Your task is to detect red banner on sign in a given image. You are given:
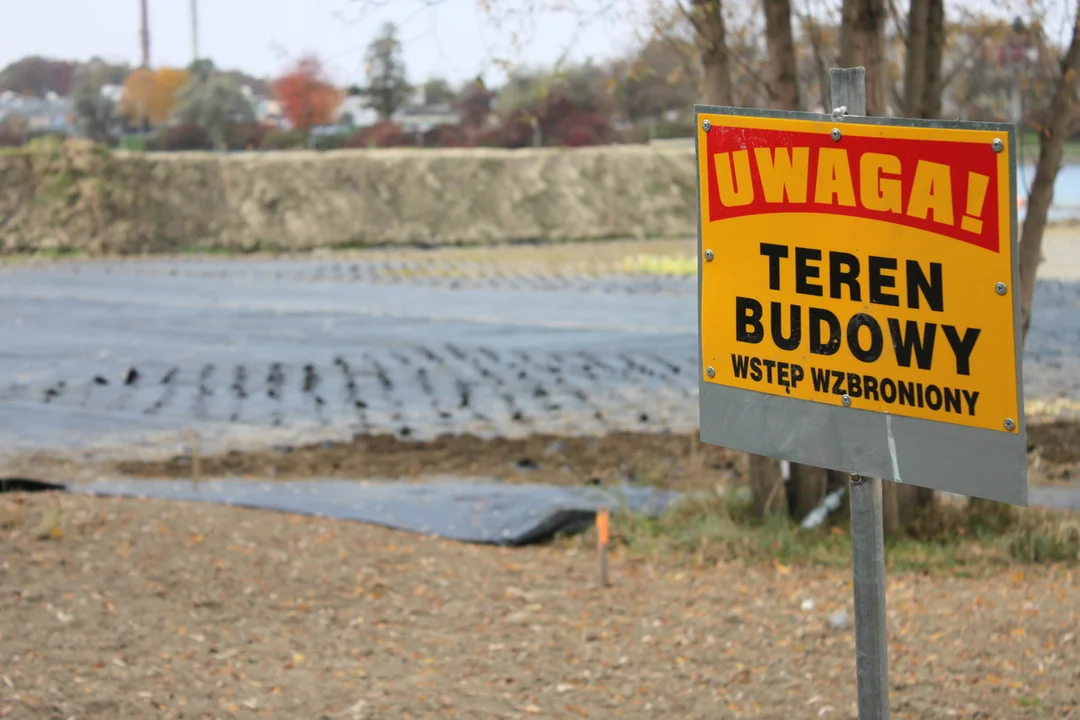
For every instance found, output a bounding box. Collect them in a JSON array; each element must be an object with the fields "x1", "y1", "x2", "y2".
[{"x1": 704, "y1": 126, "x2": 1002, "y2": 253}]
